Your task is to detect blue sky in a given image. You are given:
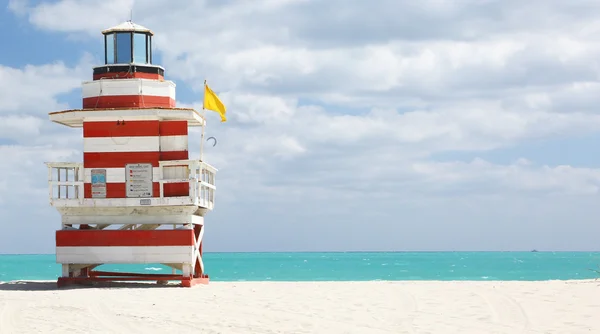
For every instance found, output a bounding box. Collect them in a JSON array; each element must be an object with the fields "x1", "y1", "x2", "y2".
[{"x1": 3, "y1": 0, "x2": 600, "y2": 254}]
